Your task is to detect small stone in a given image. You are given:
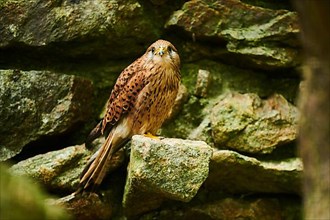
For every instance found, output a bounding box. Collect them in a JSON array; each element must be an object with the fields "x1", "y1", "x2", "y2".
[
  {"x1": 123, "y1": 135, "x2": 213, "y2": 216},
  {"x1": 188, "y1": 117, "x2": 214, "y2": 147},
  {"x1": 195, "y1": 69, "x2": 211, "y2": 98}
]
